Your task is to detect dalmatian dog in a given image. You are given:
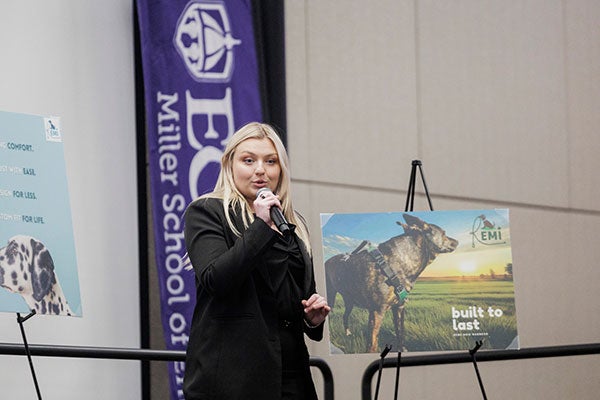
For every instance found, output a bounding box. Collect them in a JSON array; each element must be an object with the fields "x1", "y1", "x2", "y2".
[{"x1": 0, "y1": 235, "x2": 73, "y2": 316}]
